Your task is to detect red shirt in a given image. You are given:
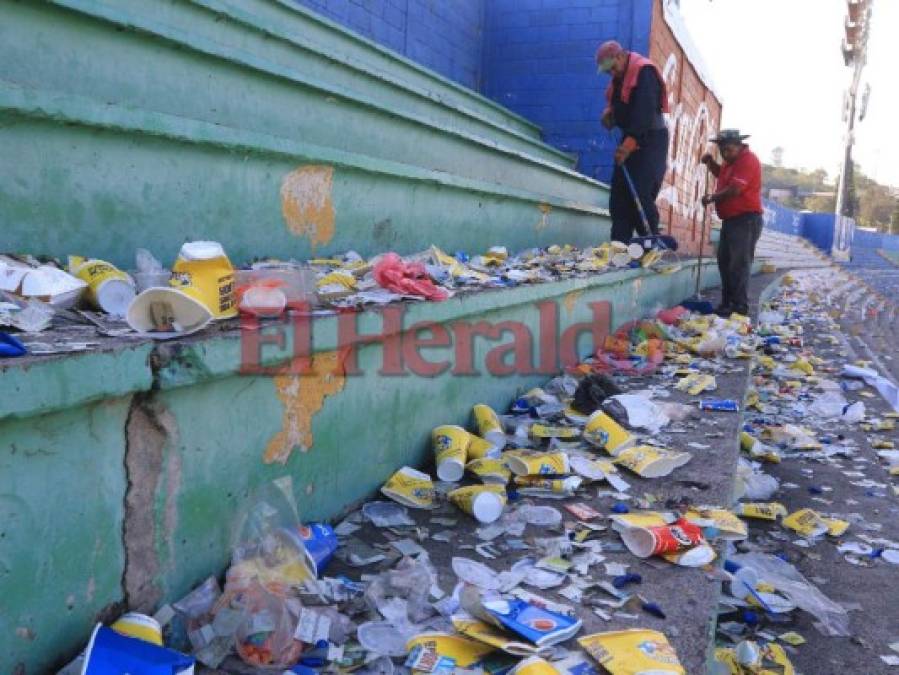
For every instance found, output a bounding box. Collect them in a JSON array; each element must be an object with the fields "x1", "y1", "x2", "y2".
[{"x1": 715, "y1": 146, "x2": 763, "y2": 220}]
